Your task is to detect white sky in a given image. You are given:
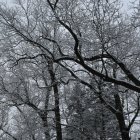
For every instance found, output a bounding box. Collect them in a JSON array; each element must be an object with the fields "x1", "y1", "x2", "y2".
[
  {"x1": 0, "y1": 0, "x2": 136, "y2": 12},
  {"x1": 0, "y1": 0, "x2": 13, "y2": 4},
  {"x1": 0, "y1": 0, "x2": 135, "y2": 6}
]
